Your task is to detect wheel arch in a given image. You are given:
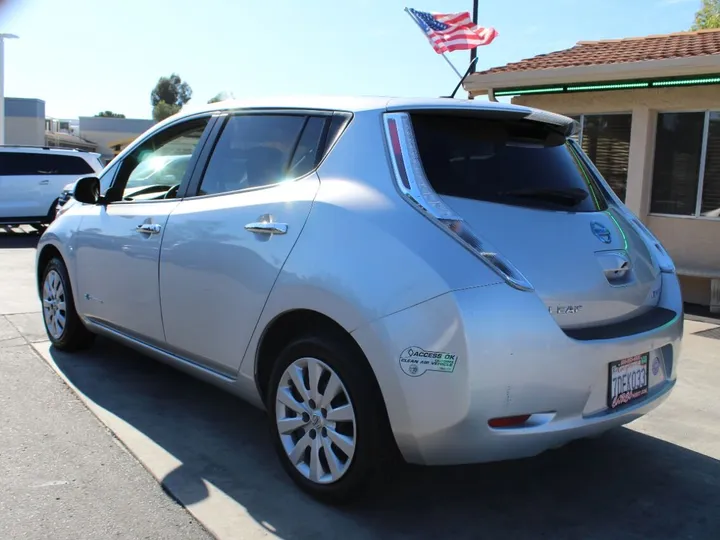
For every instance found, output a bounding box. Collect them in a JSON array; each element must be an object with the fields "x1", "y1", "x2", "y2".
[
  {"x1": 36, "y1": 243, "x2": 64, "y2": 296},
  {"x1": 253, "y1": 307, "x2": 401, "y2": 460},
  {"x1": 255, "y1": 308, "x2": 367, "y2": 404}
]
